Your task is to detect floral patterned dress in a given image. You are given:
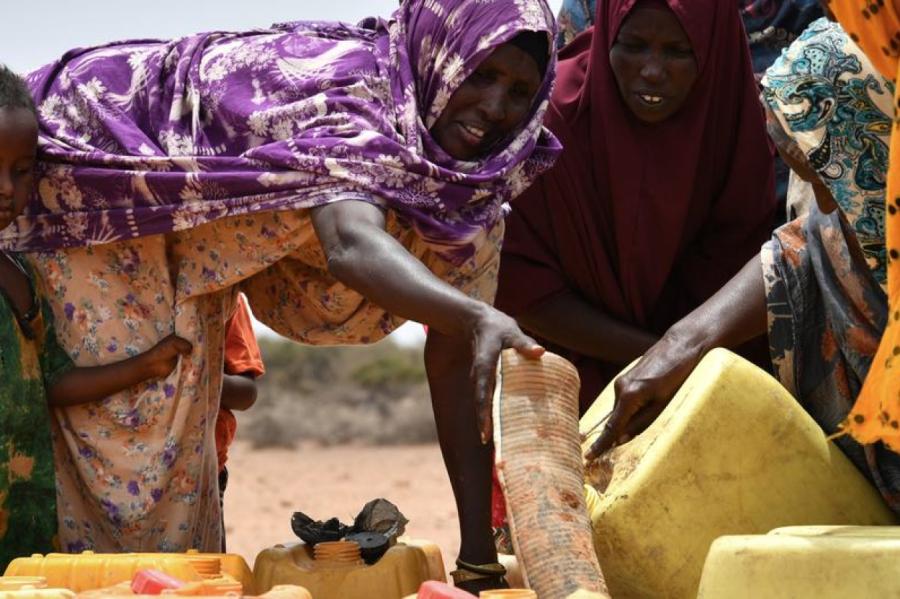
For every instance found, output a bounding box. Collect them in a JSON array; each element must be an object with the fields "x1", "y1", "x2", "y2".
[
  {"x1": 0, "y1": 253, "x2": 73, "y2": 567},
  {"x1": 32, "y1": 211, "x2": 503, "y2": 552}
]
